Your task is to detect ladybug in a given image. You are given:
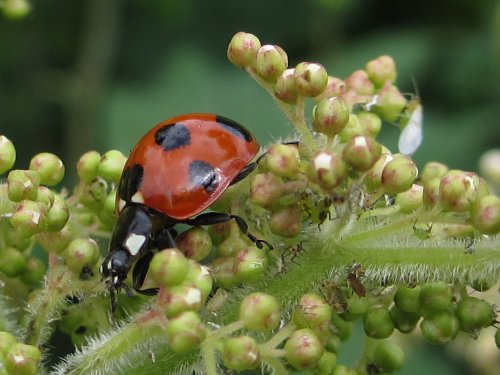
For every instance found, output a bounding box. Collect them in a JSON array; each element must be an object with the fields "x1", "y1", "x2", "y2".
[{"x1": 100, "y1": 113, "x2": 271, "y2": 310}]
